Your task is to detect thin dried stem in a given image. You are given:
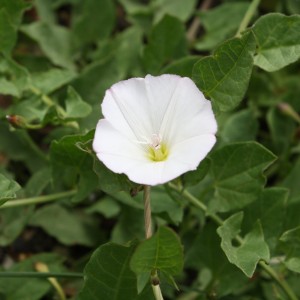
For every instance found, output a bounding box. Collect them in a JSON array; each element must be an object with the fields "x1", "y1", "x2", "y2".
[
  {"x1": 152, "y1": 283, "x2": 164, "y2": 300},
  {"x1": 143, "y1": 185, "x2": 164, "y2": 300},
  {"x1": 144, "y1": 185, "x2": 152, "y2": 239},
  {"x1": 187, "y1": 0, "x2": 214, "y2": 43}
]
